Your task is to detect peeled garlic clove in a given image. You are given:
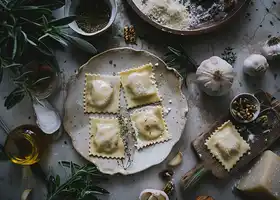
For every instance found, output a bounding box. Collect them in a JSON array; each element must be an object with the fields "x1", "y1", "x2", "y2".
[
  {"x1": 139, "y1": 189, "x2": 169, "y2": 200},
  {"x1": 168, "y1": 152, "x2": 183, "y2": 167},
  {"x1": 21, "y1": 189, "x2": 32, "y2": 200},
  {"x1": 33, "y1": 99, "x2": 61, "y2": 134}
]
